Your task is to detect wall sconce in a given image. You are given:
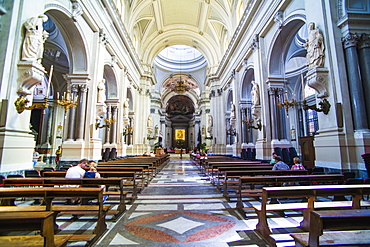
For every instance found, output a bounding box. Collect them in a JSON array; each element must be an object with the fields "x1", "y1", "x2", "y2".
[
  {"x1": 56, "y1": 90, "x2": 78, "y2": 111},
  {"x1": 123, "y1": 125, "x2": 133, "y2": 136},
  {"x1": 14, "y1": 96, "x2": 49, "y2": 114},
  {"x1": 277, "y1": 91, "x2": 297, "y2": 110},
  {"x1": 242, "y1": 118, "x2": 262, "y2": 131},
  {"x1": 14, "y1": 65, "x2": 53, "y2": 114},
  {"x1": 147, "y1": 135, "x2": 157, "y2": 140},
  {"x1": 96, "y1": 117, "x2": 116, "y2": 130},
  {"x1": 302, "y1": 99, "x2": 331, "y2": 115}
]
